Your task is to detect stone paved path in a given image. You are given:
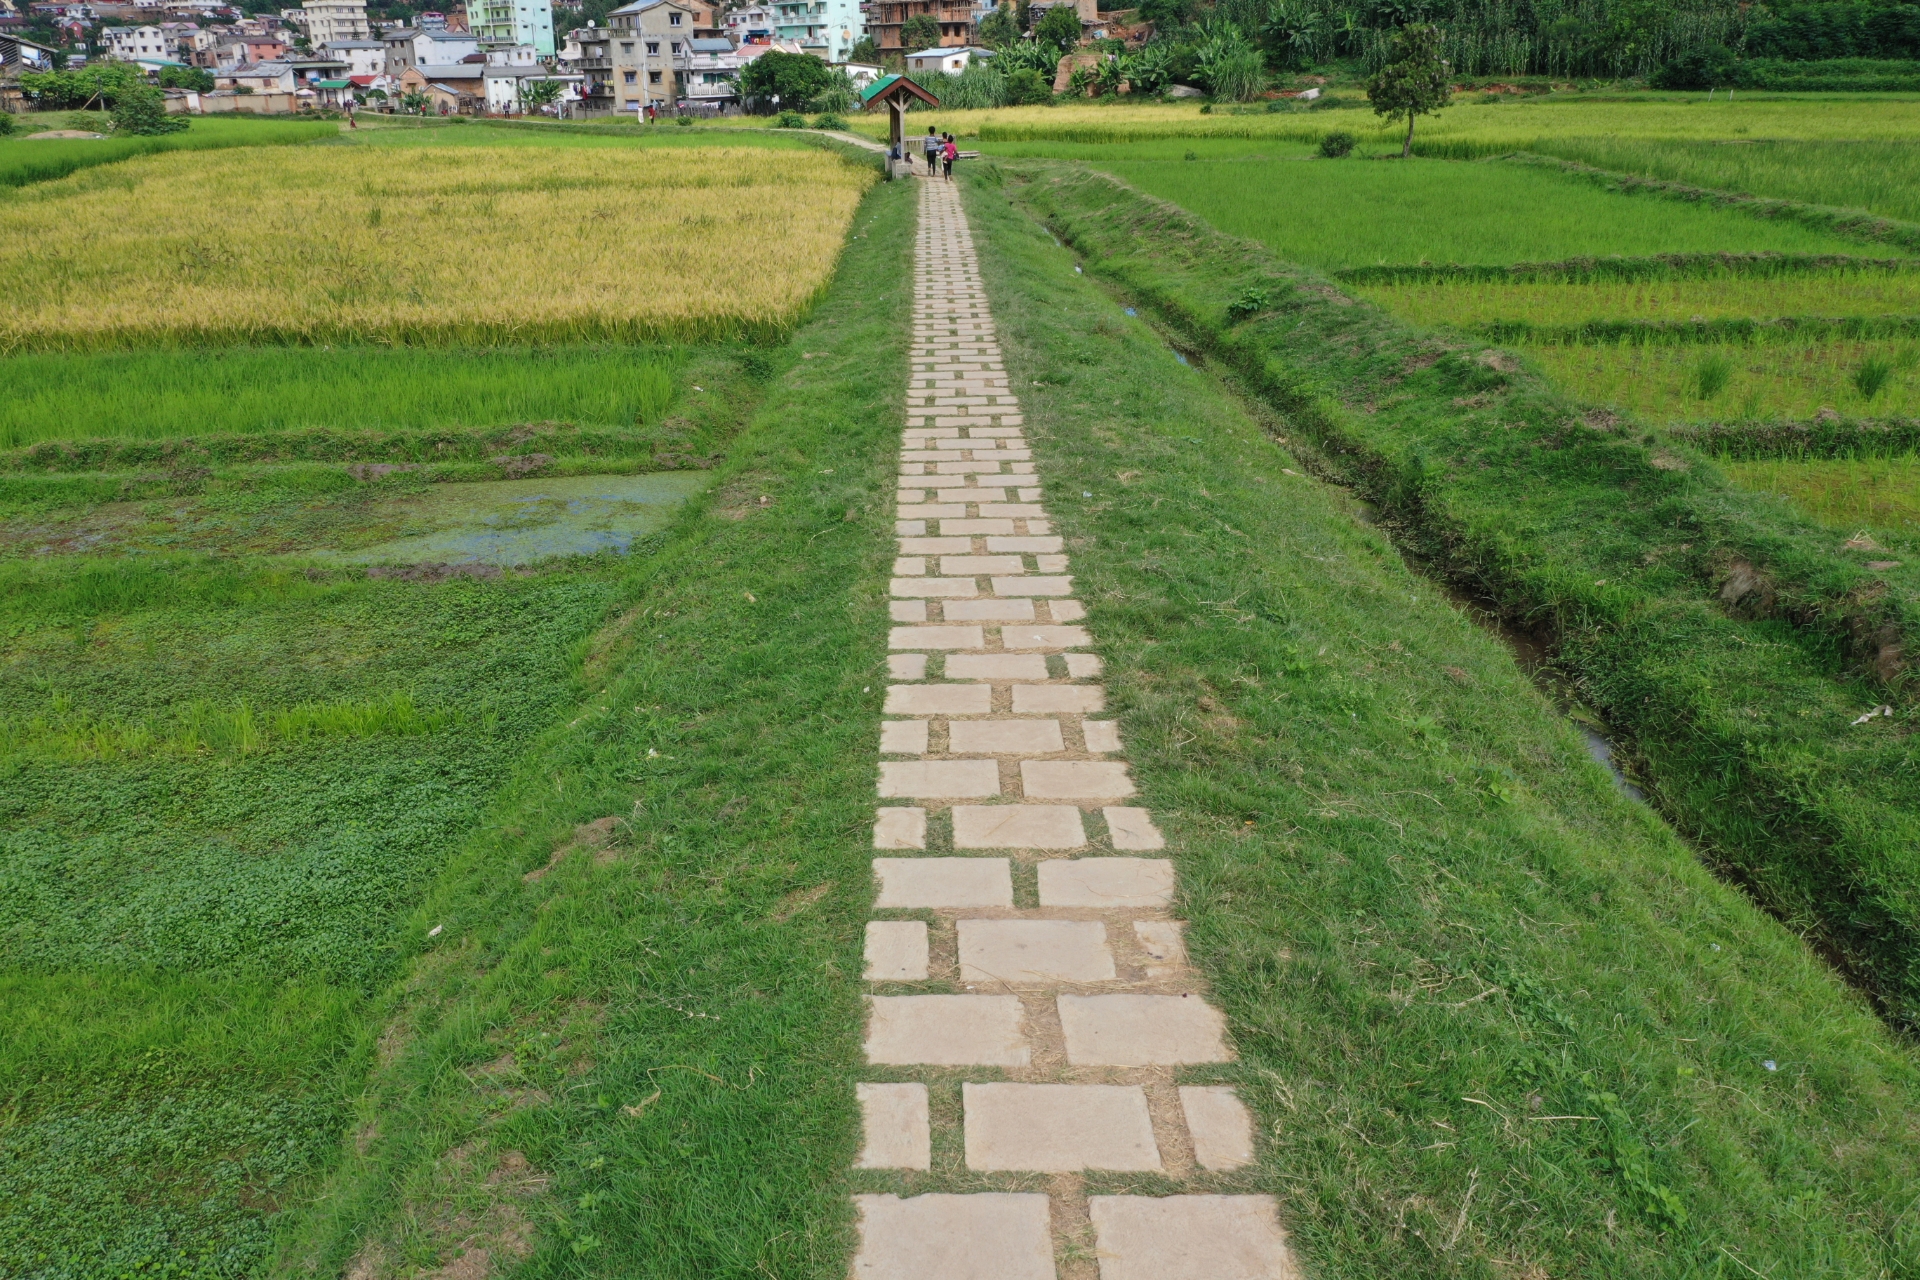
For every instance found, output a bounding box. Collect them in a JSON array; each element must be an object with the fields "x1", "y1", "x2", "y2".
[{"x1": 850, "y1": 177, "x2": 1301, "y2": 1279}]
